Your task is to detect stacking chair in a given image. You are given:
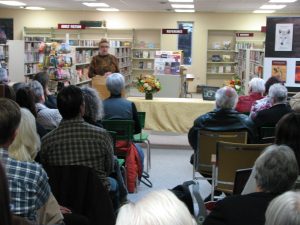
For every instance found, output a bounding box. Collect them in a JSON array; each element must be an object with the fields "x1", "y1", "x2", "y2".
[
  {"x1": 259, "y1": 126, "x2": 275, "y2": 144},
  {"x1": 193, "y1": 130, "x2": 248, "y2": 180},
  {"x1": 213, "y1": 141, "x2": 270, "y2": 198},
  {"x1": 133, "y1": 112, "x2": 151, "y2": 172}
]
